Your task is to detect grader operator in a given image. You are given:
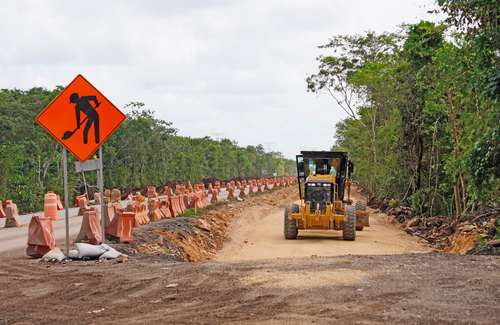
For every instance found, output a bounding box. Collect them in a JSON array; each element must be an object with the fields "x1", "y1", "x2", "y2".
[{"x1": 284, "y1": 151, "x2": 369, "y2": 240}]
